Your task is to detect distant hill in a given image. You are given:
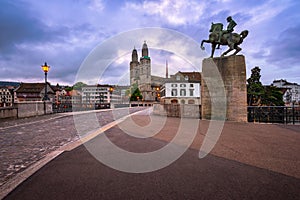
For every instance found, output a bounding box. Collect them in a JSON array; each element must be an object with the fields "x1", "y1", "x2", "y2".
[{"x1": 0, "y1": 81, "x2": 20, "y2": 88}]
